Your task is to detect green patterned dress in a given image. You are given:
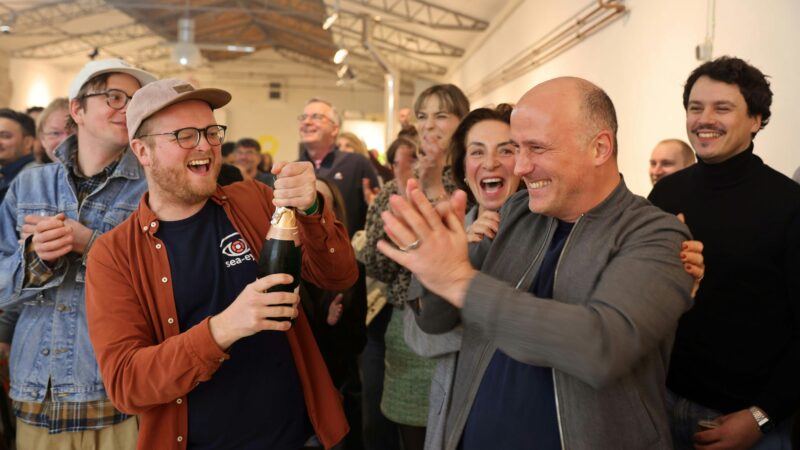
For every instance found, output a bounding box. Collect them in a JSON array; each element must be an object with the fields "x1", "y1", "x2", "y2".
[{"x1": 362, "y1": 169, "x2": 457, "y2": 426}]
